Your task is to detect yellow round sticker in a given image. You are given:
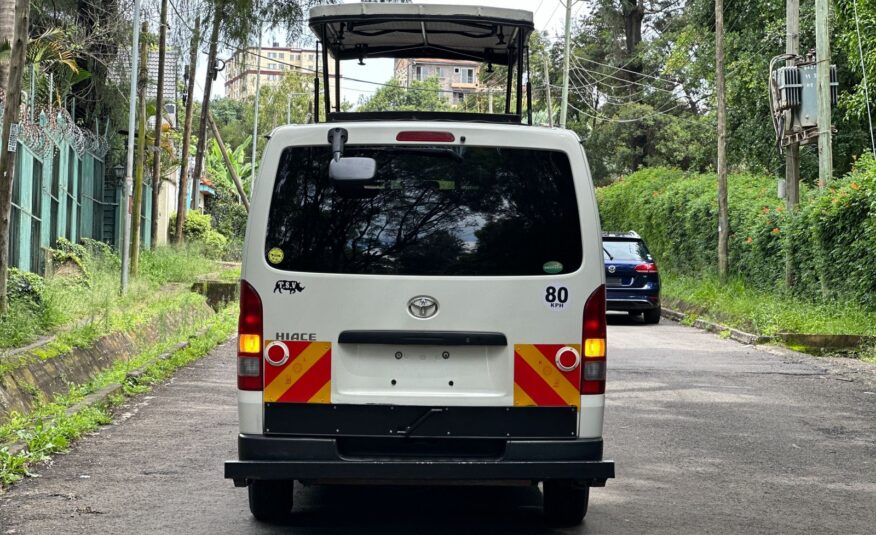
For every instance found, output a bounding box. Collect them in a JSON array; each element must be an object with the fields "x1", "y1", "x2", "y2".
[{"x1": 267, "y1": 247, "x2": 284, "y2": 265}]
